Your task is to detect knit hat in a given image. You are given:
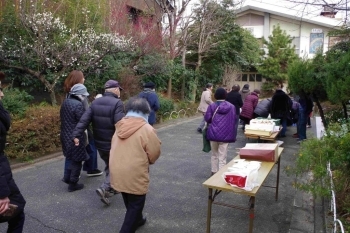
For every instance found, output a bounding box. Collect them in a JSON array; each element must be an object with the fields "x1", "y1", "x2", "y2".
[
  {"x1": 144, "y1": 82, "x2": 156, "y2": 89},
  {"x1": 70, "y1": 84, "x2": 89, "y2": 96},
  {"x1": 214, "y1": 87, "x2": 227, "y2": 100},
  {"x1": 104, "y1": 80, "x2": 124, "y2": 90},
  {"x1": 243, "y1": 84, "x2": 249, "y2": 89}
]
